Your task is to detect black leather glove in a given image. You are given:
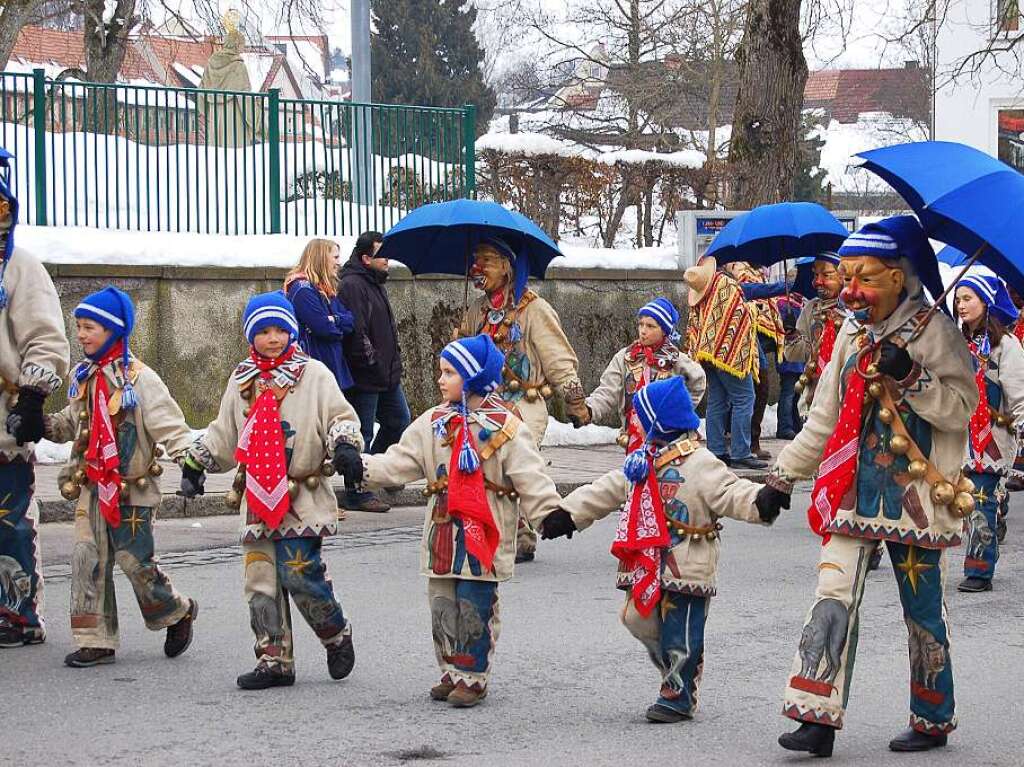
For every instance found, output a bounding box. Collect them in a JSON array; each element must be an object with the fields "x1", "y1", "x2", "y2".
[
  {"x1": 540, "y1": 509, "x2": 577, "y2": 540},
  {"x1": 755, "y1": 485, "x2": 790, "y2": 524},
  {"x1": 782, "y1": 312, "x2": 798, "y2": 334},
  {"x1": 6, "y1": 387, "x2": 47, "y2": 446},
  {"x1": 179, "y1": 461, "x2": 206, "y2": 498},
  {"x1": 333, "y1": 442, "x2": 364, "y2": 486},
  {"x1": 877, "y1": 341, "x2": 914, "y2": 381}
]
